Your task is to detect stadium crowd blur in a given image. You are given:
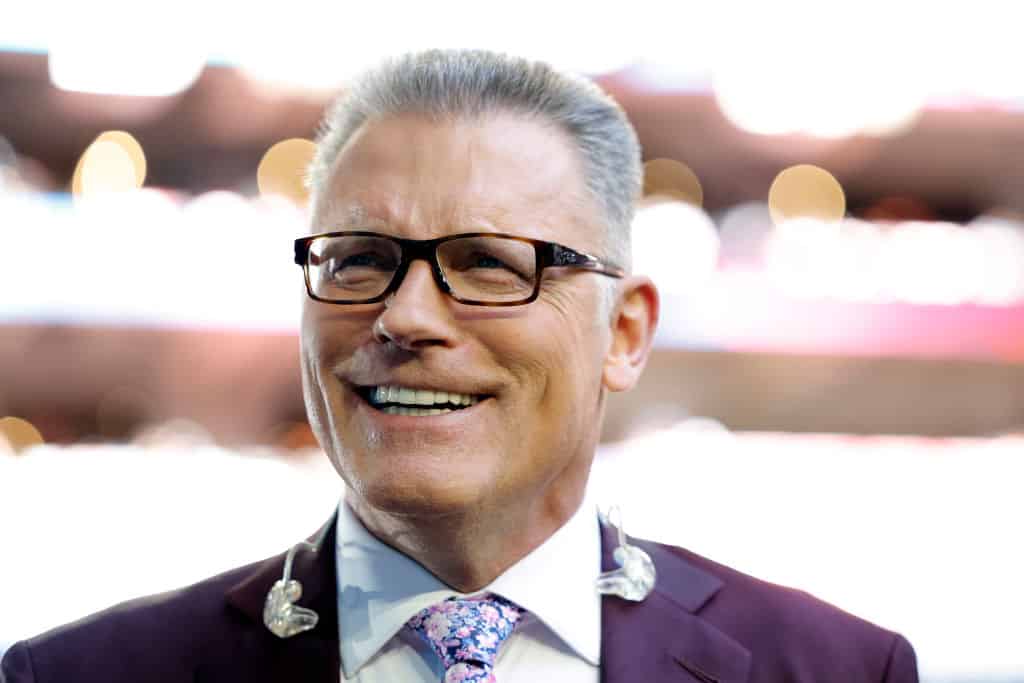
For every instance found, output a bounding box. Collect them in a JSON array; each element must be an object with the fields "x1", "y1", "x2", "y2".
[{"x1": 1, "y1": 5, "x2": 1022, "y2": 682}]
